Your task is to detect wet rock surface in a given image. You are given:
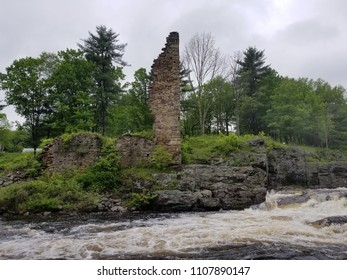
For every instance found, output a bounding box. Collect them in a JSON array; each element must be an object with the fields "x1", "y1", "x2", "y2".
[
  {"x1": 147, "y1": 142, "x2": 347, "y2": 212},
  {"x1": 310, "y1": 216, "x2": 347, "y2": 228},
  {"x1": 72, "y1": 242, "x2": 347, "y2": 260},
  {"x1": 152, "y1": 164, "x2": 267, "y2": 211},
  {"x1": 191, "y1": 242, "x2": 347, "y2": 260},
  {"x1": 268, "y1": 148, "x2": 347, "y2": 189}
]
